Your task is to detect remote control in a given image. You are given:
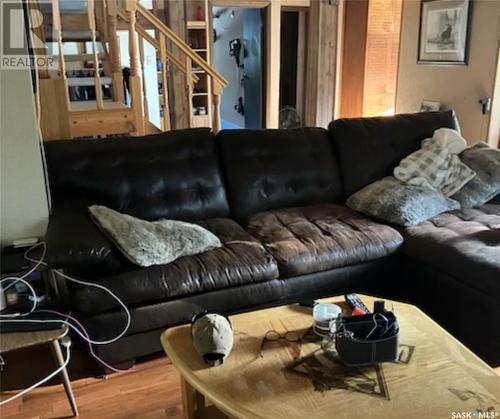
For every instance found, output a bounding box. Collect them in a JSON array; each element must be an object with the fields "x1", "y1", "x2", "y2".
[
  {"x1": 344, "y1": 294, "x2": 370, "y2": 313},
  {"x1": 298, "y1": 299, "x2": 317, "y2": 308}
]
